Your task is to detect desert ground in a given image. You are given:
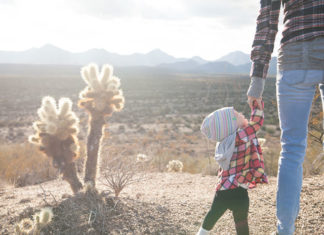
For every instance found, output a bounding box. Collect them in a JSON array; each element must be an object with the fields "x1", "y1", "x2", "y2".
[{"x1": 0, "y1": 173, "x2": 323, "y2": 234}]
